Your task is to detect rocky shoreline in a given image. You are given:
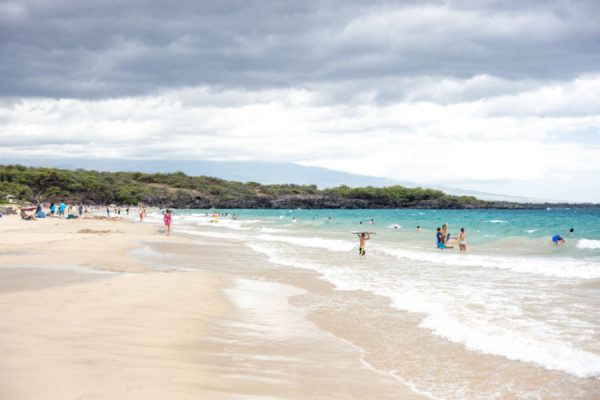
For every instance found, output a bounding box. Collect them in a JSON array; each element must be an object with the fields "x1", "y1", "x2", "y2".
[{"x1": 149, "y1": 190, "x2": 596, "y2": 210}]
